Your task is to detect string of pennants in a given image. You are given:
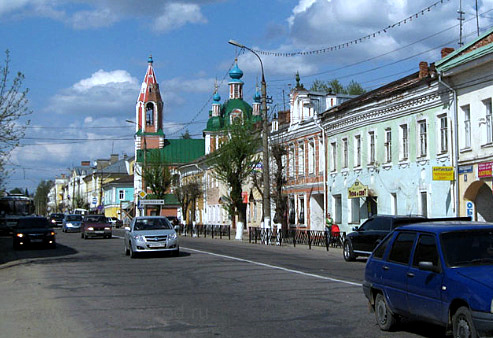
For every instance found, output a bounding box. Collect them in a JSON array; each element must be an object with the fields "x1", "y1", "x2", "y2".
[{"x1": 252, "y1": 0, "x2": 450, "y2": 57}]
